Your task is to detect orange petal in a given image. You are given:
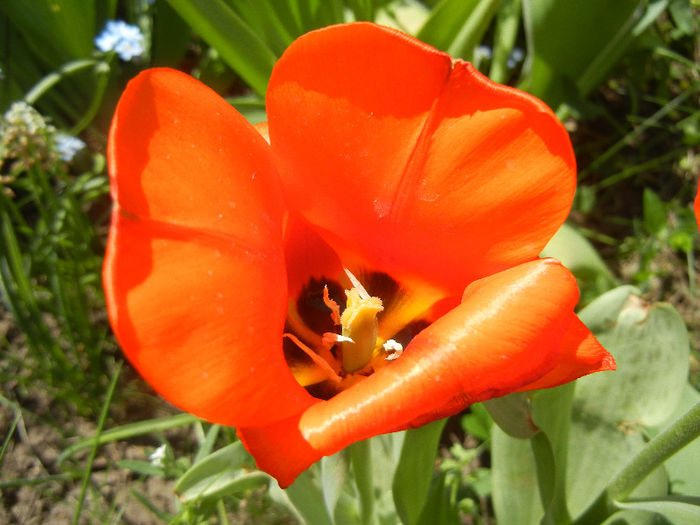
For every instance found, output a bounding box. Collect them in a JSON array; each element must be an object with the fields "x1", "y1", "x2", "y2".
[
  {"x1": 517, "y1": 314, "x2": 615, "y2": 392},
  {"x1": 104, "y1": 68, "x2": 312, "y2": 427},
  {"x1": 268, "y1": 22, "x2": 575, "y2": 295},
  {"x1": 239, "y1": 259, "x2": 611, "y2": 485}
]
